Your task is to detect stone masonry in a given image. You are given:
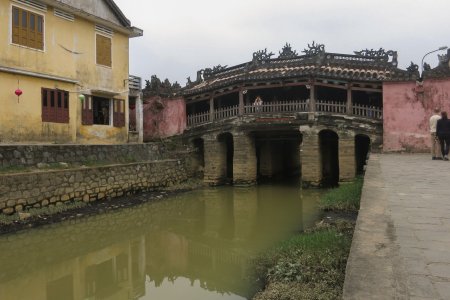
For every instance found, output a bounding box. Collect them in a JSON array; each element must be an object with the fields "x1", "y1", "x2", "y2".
[
  {"x1": 0, "y1": 143, "x2": 171, "y2": 168},
  {"x1": 0, "y1": 159, "x2": 188, "y2": 215},
  {"x1": 339, "y1": 134, "x2": 356, "y2": 182},
  {"x1": 233, "y1": 132, "x2": 257, "y2": 185}
]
